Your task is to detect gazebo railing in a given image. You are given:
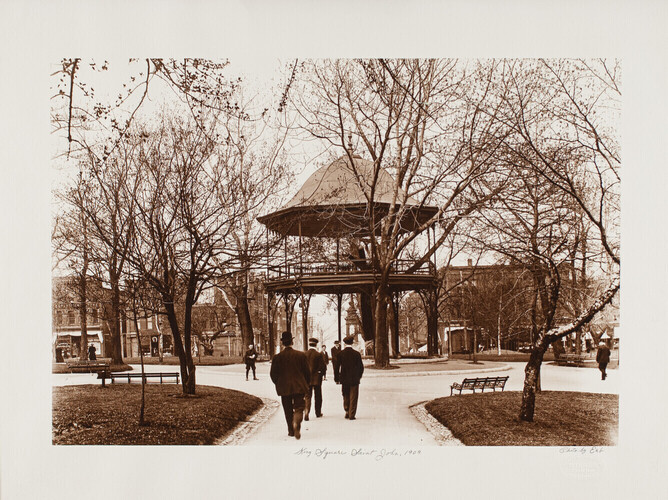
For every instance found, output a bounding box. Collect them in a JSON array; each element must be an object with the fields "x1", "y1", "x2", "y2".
[{"x1": 267, "y1": 259, "x2": 433, "y2": 279}]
